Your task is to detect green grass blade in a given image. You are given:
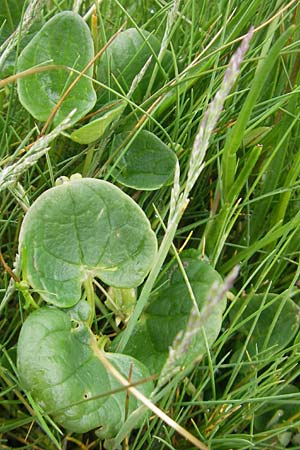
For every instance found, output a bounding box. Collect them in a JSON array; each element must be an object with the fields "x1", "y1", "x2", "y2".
[{"x1": 221, "y1": 25, "x2": 295, "y2": 198}]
